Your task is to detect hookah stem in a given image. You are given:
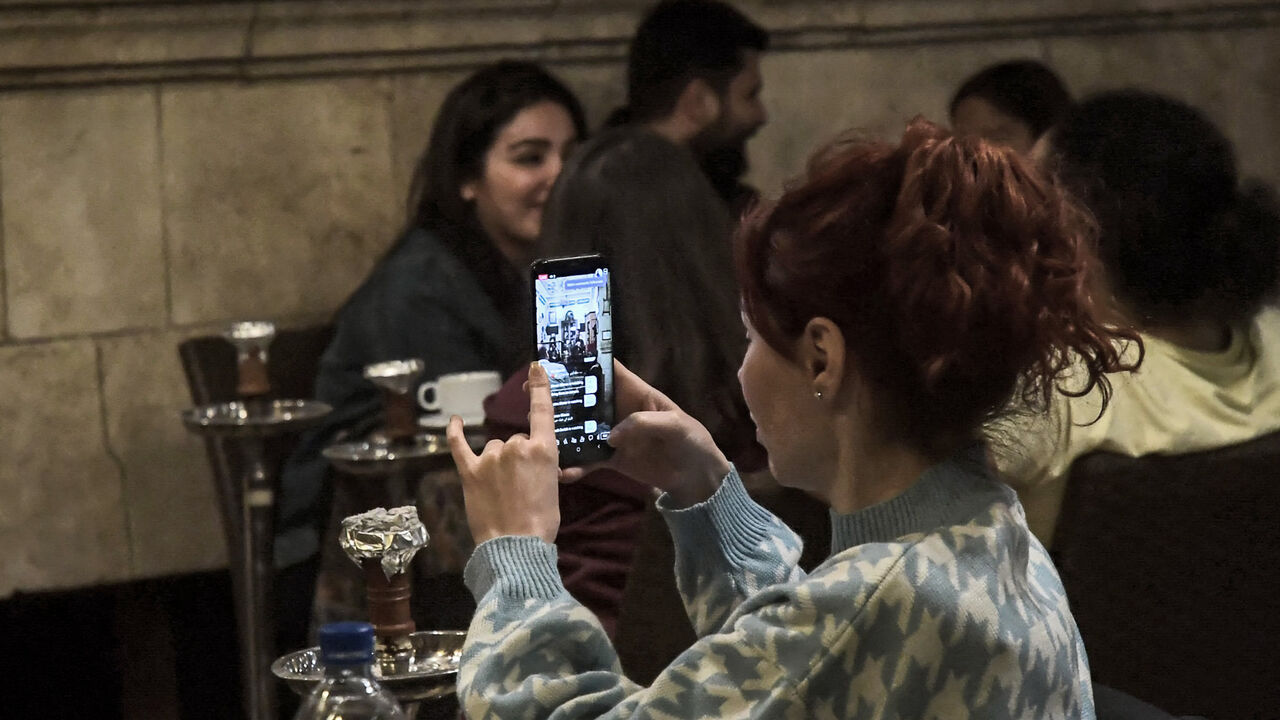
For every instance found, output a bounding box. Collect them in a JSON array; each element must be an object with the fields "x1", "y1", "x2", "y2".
[
  {"x1": 382, "y1": 388, "x2": 418, "y2": 444},
  {"x1": 237, "y1": 345, "x2": 272, "y2": 399},
  {"x1": 241, "y1": 436, "x2": 276, "y2": 720},
  {"x1": 362, "y1": 559, "x2": 415, "y2": 645}
]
